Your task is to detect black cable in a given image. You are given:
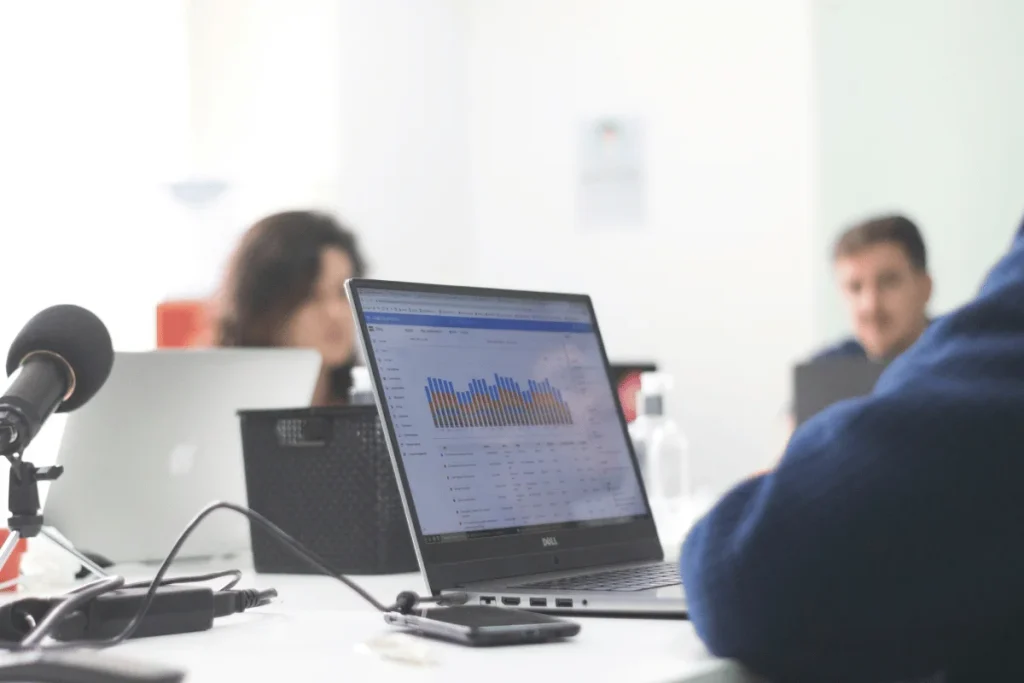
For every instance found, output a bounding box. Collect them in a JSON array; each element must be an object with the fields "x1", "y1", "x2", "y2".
[
  {"x1": 35, "y1": 501, "x2": 391, "y2": 650},
  {"x1": 19, "y1": 576, "x2": 125, "y2": 649},
  {"x1": 123, "y1": 569, "x2": 243, "y2": 592},
  {"x1": 0, "y1": 569, "x2": 251, "y2": 648},
  {"x1": 212, "y1": 588, "x2": 279, "y2": 618},
  {"x1": 21, "y1": 501, "x2": 461, "y2": 651}
]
